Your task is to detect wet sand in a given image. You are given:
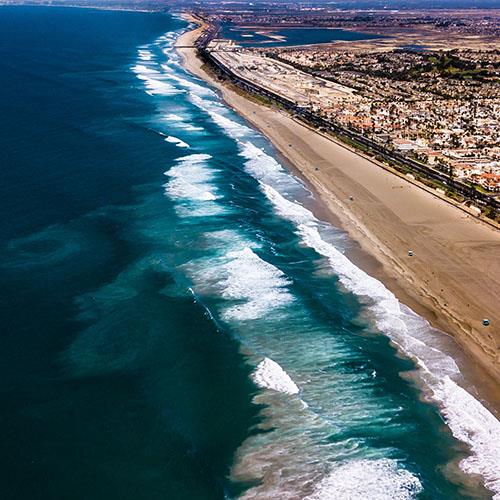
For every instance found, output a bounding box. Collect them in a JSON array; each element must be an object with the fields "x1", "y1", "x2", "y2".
[{"x1": 176, "y1": 21, "x2": 500, "y2": 412}]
